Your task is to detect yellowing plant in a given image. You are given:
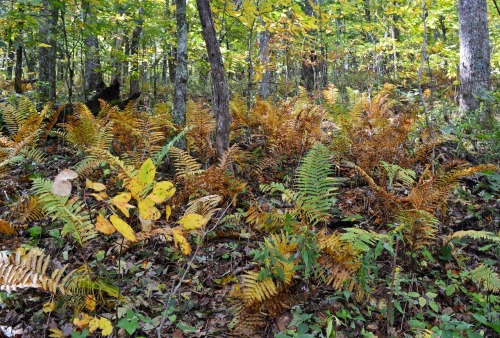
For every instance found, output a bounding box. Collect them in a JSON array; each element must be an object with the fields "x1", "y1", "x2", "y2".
[{"x1": 88, "y1": 157, "x2": 209, "y2": 255}]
